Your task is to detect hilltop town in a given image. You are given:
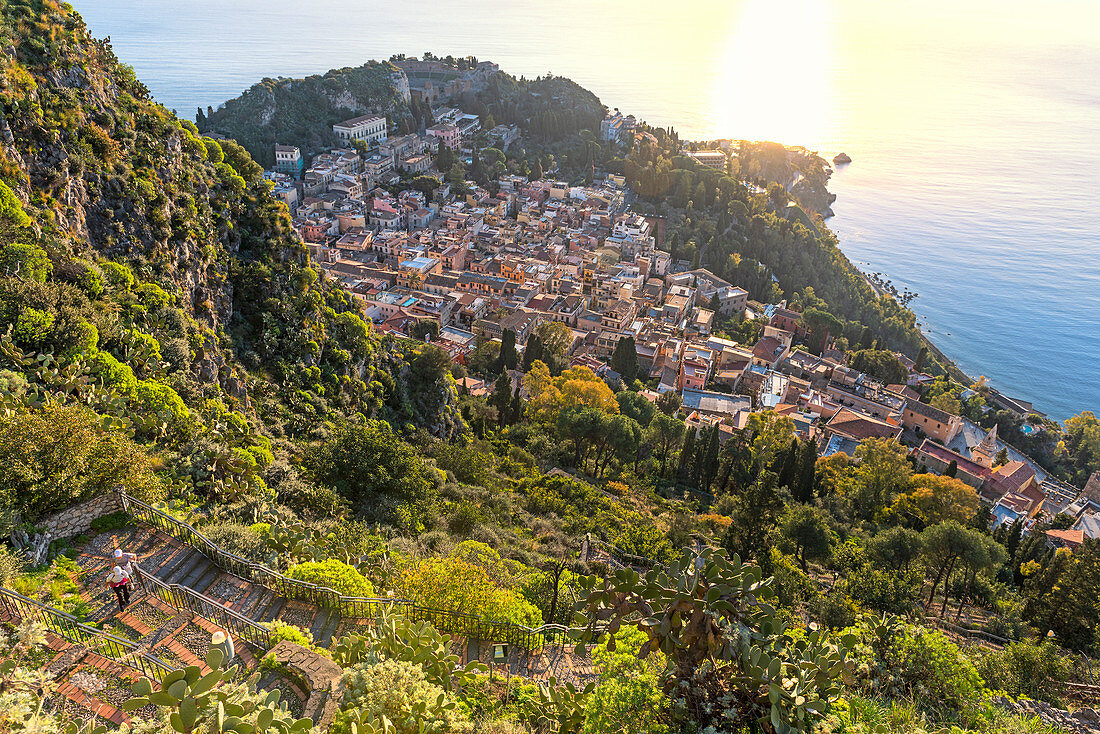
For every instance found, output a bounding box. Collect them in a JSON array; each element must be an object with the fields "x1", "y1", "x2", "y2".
[{"x1": 256, "y1": 60, "x2": 1100, "y2": 548}]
